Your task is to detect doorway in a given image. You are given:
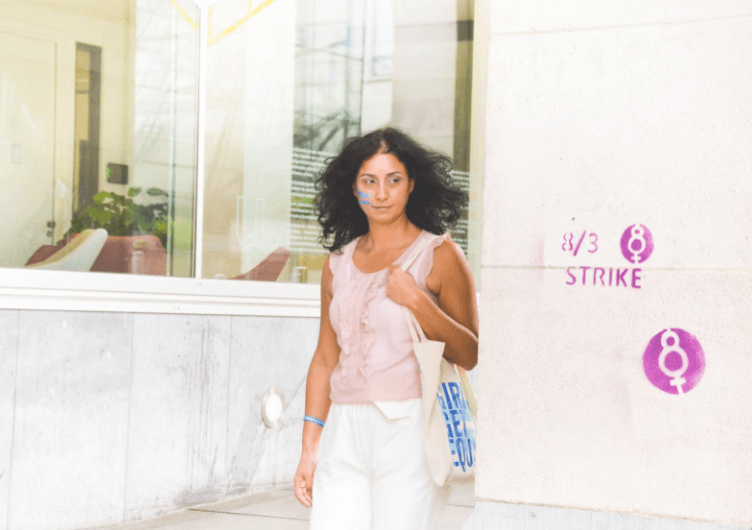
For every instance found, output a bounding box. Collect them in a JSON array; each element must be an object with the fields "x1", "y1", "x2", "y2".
[{"x1": 0, "y1": 30, "x2": 56, "y2": 267}]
